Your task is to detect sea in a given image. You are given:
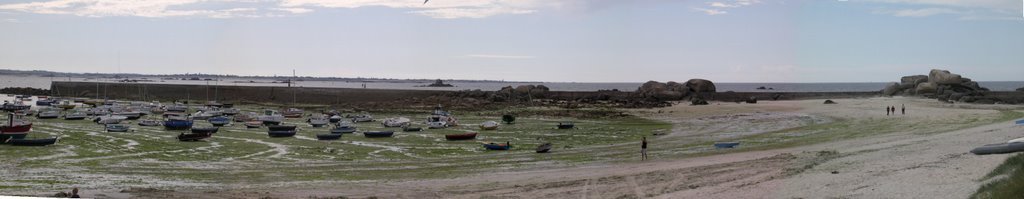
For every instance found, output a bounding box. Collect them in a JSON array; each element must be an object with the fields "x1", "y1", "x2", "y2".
[{"x1": 1, "y1": 75, "x2": 1022, "y2": 93}]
